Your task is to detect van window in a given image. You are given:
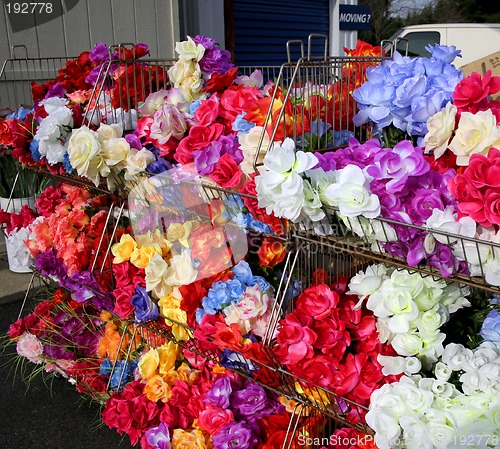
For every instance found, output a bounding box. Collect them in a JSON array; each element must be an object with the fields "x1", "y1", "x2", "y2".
[{"x1": 395, "y1": 31, "x2": 441, "y2": 57}]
